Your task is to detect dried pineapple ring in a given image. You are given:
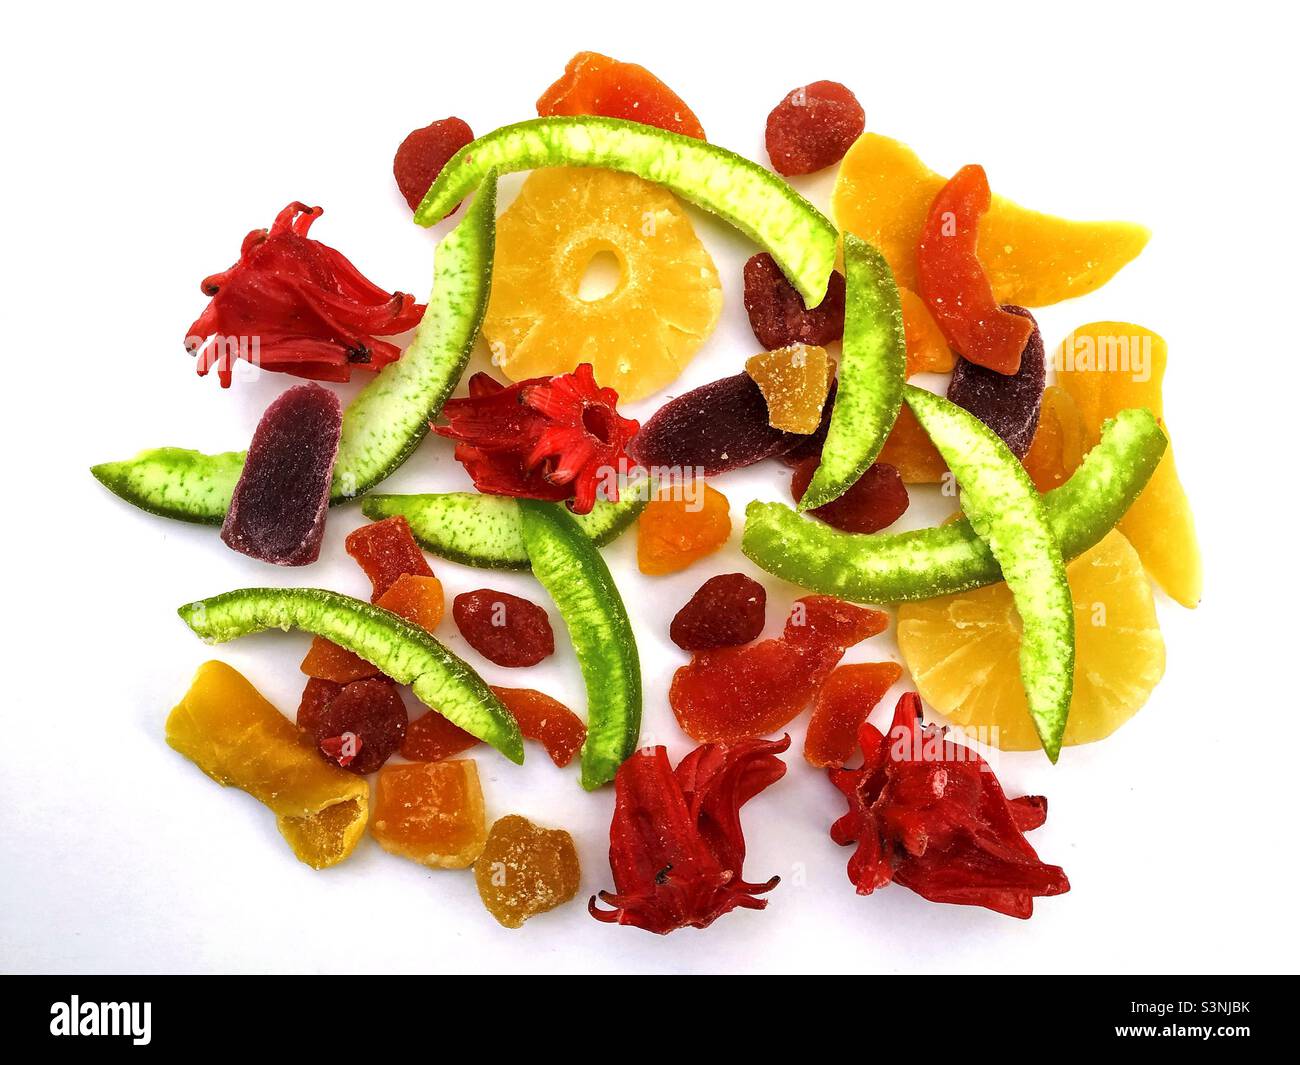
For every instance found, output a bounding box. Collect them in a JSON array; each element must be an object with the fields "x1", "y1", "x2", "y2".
[{"x1": 483, "y1": 167, "x2": 721, "y2": 402}]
